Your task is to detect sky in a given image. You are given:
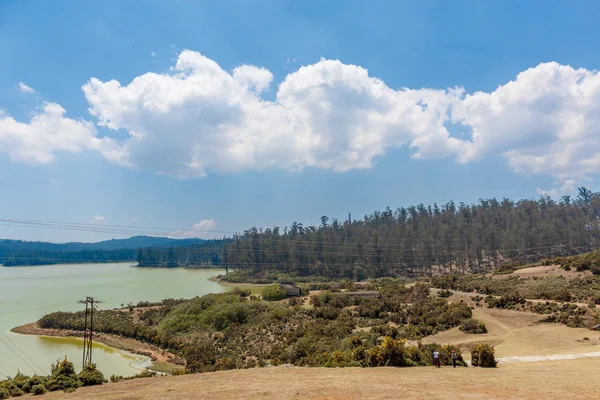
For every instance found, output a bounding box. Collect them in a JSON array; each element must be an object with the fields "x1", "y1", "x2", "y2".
[{"x1": 1, "y1": 0, "x2": 600, "y2": 242}]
